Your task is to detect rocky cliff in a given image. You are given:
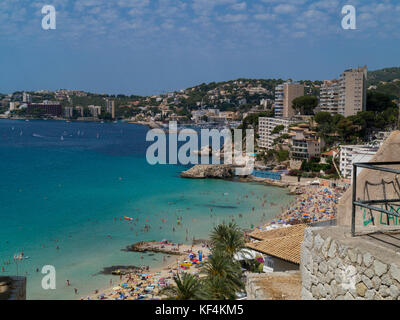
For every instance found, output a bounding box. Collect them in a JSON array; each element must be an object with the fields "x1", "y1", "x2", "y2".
[{"x1": 180, "y1": 164, "x2": 235, "y2": 179}]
